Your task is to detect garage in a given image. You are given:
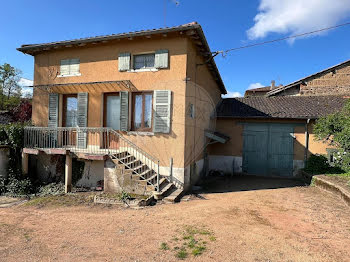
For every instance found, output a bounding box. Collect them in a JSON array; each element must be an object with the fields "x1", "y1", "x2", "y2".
[{"x1": 242, "y1": 123, "x2": 294, "y2": 177}]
